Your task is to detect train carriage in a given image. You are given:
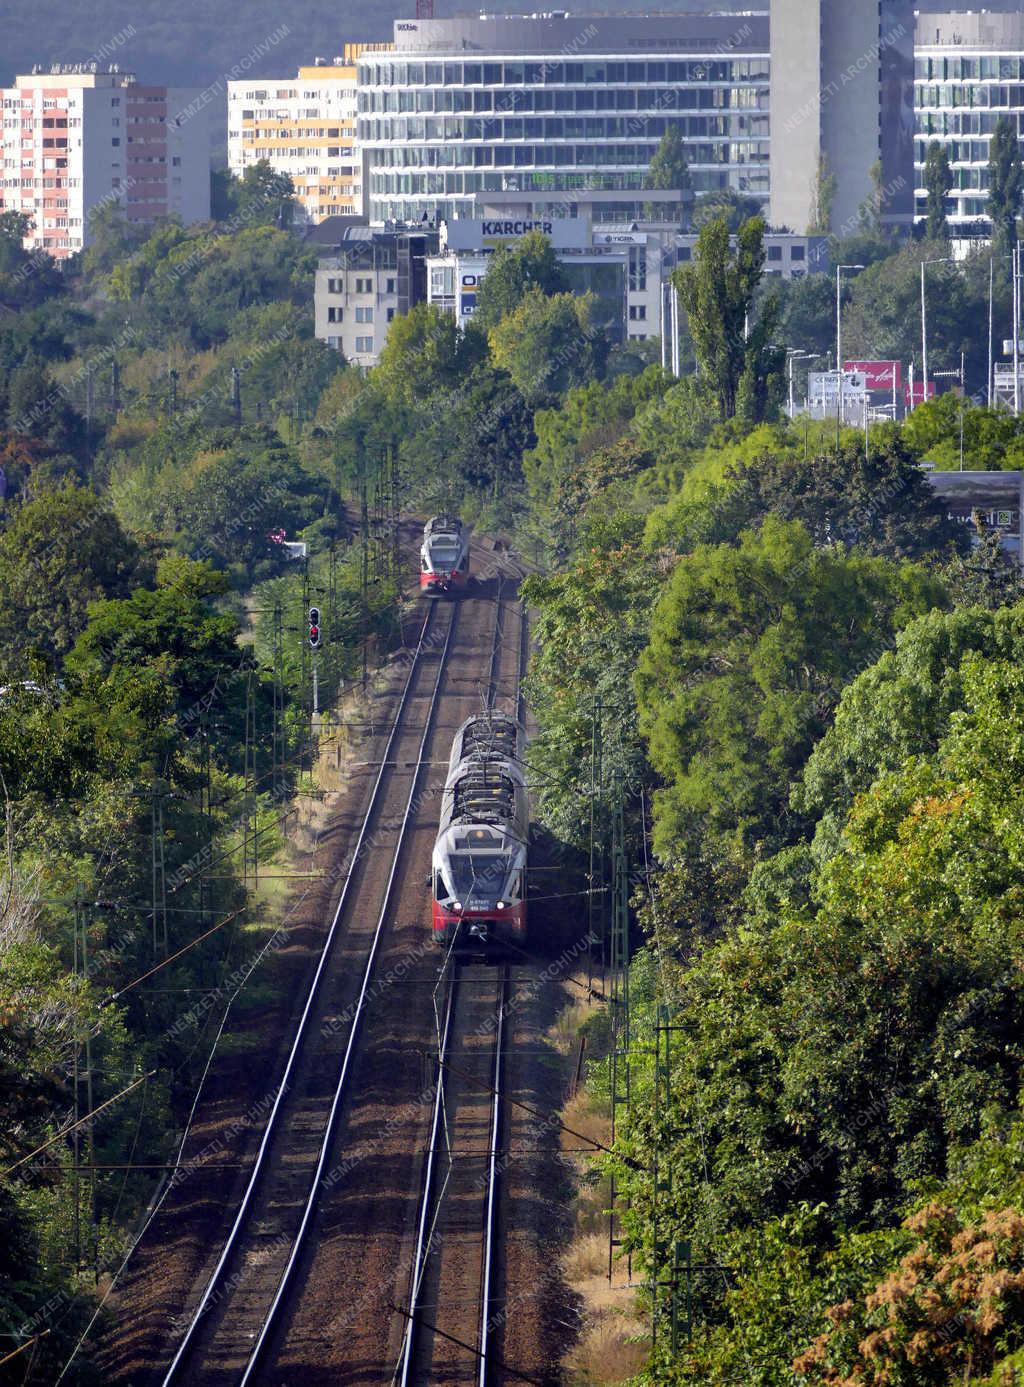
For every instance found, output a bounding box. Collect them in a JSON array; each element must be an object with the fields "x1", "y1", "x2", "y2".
[
  {"x1": 420, "y1": 514, "x2": 470, "y2": 594},
  {"x1": 431, "y1": 715, "x2": 528, "y2": 947}
]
